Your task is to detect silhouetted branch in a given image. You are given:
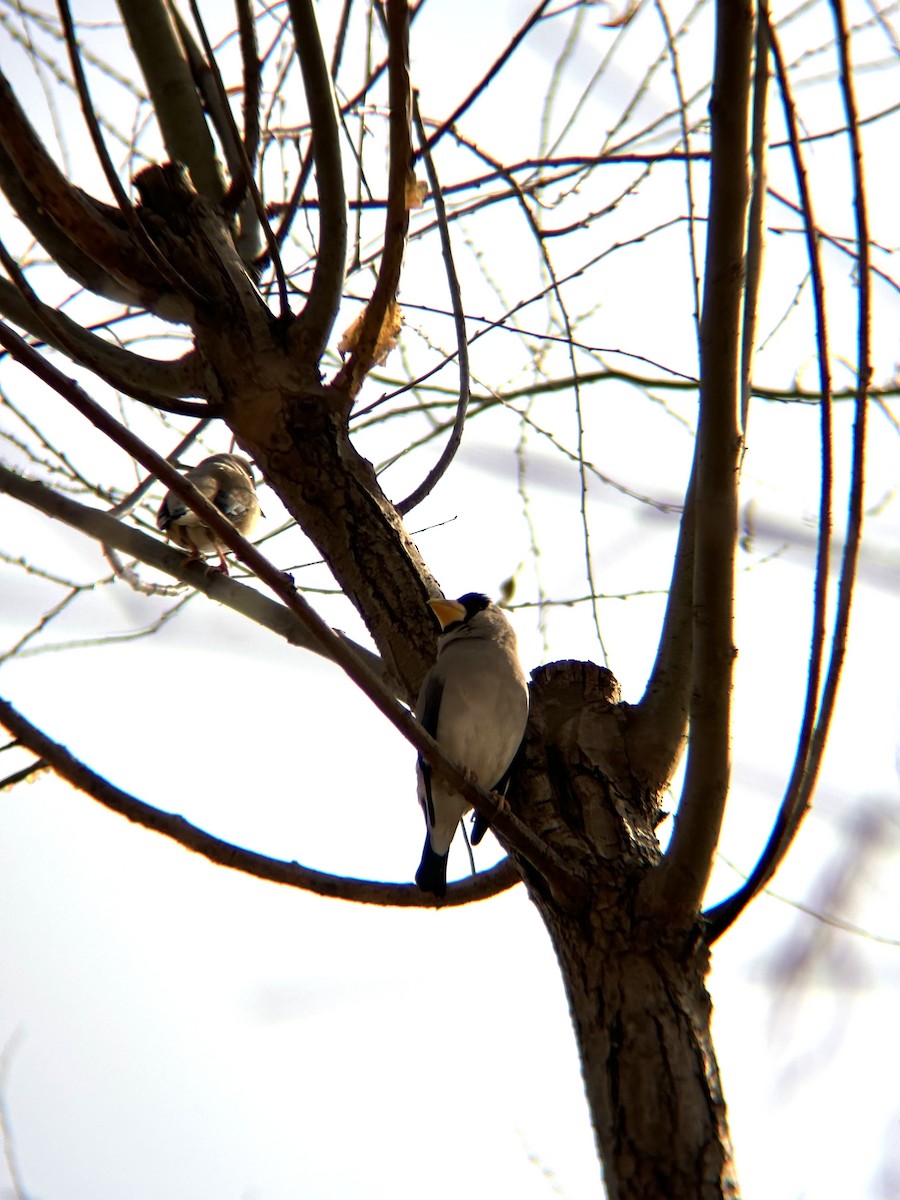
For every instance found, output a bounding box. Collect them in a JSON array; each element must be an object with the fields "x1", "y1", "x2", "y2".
[
  {"x1": 0, "y1": 68, "x2": 176, "y2": 311},
  {"x1": 705, "y1": 0, "x2": 872, "y2": 943},
  {"x1": 117, "y1": 0, "x2": 225, "y2": 203},
  {"x1": 183, "y1": 0, "x2": 290, "y2": 316},
  {"x1": 333, "y1": 0, "x2": 411, "y2": 397},
  {"x1": 741, "y1": 7, "x2": 770, "y2": 431},
  {"x1": 422, "y1": 1, "x2": 554, "y2": 154},
  {"x1": 704, "y1": 17, "x2": 835, "y2": 941},
  {"x1": 0, "y1": 278, "x2": 204, "y2": 401},
  {"x1": 395, "y1": 95, "x2": 470, "y2": 515},
  {"x1": 57, "y1": 0, "x2": 209, "y2": 308},
  {"x1": 645, "y1": 0, "x2": 754, "y2": 924},
  {"x1": 630, "y1": 463, "x2": 695, "y2": 790},
  {"x1": 0, "y1": 461, "x2": 388, "y2": 684},
  {"x1": 287, "y1": 0, "x2": 348, "y2": 356},
  {"x1": 0, "y1": 141, "x2": 143, "y2": 309},
  {"x1": 0, "y1": 242, "x2": 210, "y2": 417},
  {"x1": 0, "y1": 696, "x2": 520, "y2": 908}
]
